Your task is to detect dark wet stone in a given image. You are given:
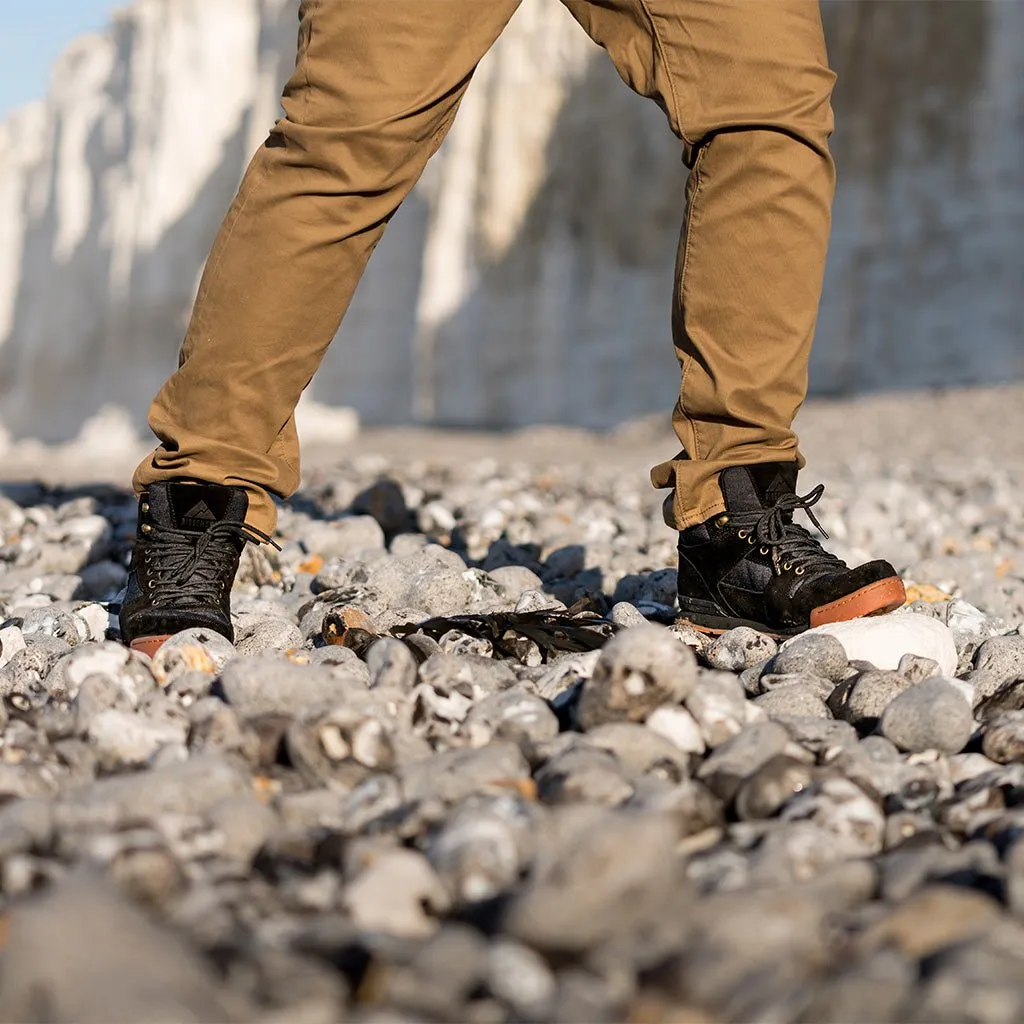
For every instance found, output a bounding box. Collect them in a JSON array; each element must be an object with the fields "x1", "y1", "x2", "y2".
[{"x1": 734, "y1": 754, "x2": 815, "y2": 821}]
